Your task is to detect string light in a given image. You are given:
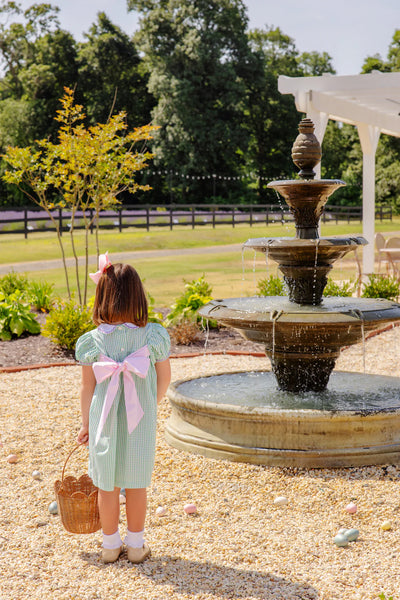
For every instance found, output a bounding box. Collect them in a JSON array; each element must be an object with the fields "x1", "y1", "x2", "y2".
[{"x1": 149, "y1": 170, "x2": 285, "y2": 181}]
